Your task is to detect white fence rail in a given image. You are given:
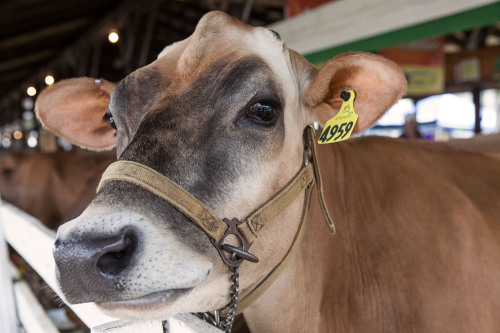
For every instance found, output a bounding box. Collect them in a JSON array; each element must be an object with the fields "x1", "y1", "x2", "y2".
[{"x1": 0, "y1": 202, "x2": 221, "y2": 333}]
